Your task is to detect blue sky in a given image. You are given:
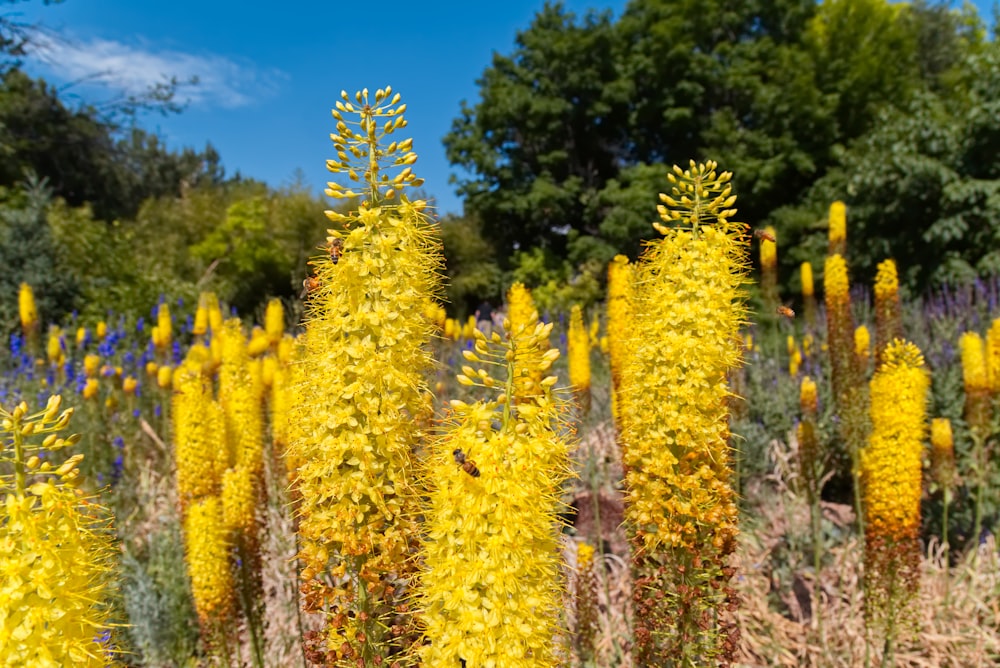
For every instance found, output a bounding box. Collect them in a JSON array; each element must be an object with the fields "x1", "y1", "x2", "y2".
[
  {"x1": 13, "y1": 1, "x2": 996, "y2": 217},
  {"x1": 14, "y1": 0, "x2": 627, "y2": 216}
]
